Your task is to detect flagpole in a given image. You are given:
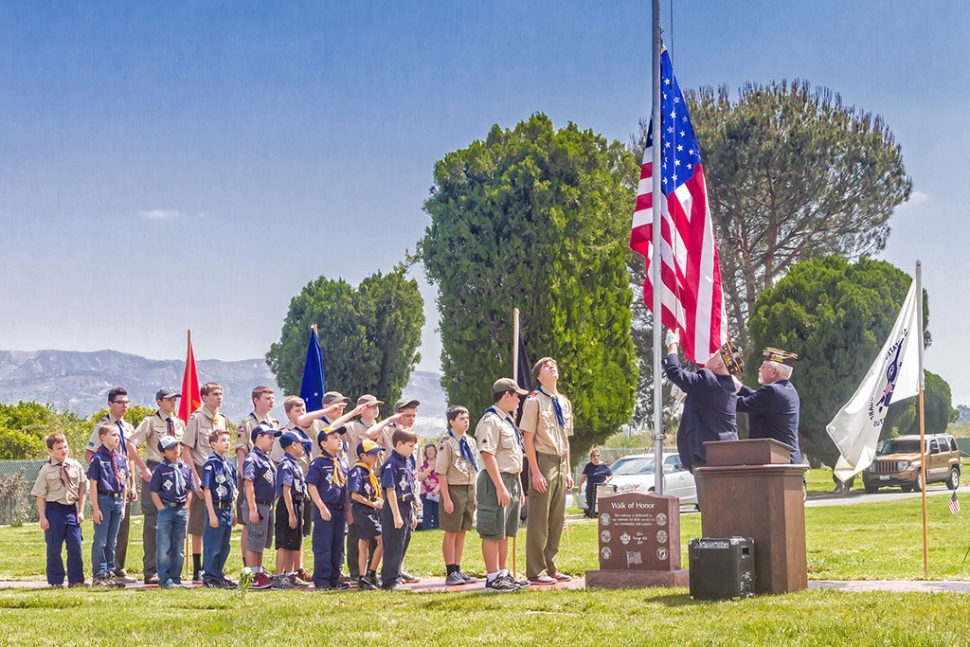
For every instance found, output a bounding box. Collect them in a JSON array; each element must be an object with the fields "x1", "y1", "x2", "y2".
[
  {"x1": 511, "y1": 307, "x2": 519, "y2": 580},
  {"x1": 916, "y1": 261, "x2": 928, "y2": 578},
  {"x1": 184, "y1": 329, "x2": 191, "y2": 583},
  {"x1": 650, "y1": 0, "x2": 664, "y2": 494}
]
